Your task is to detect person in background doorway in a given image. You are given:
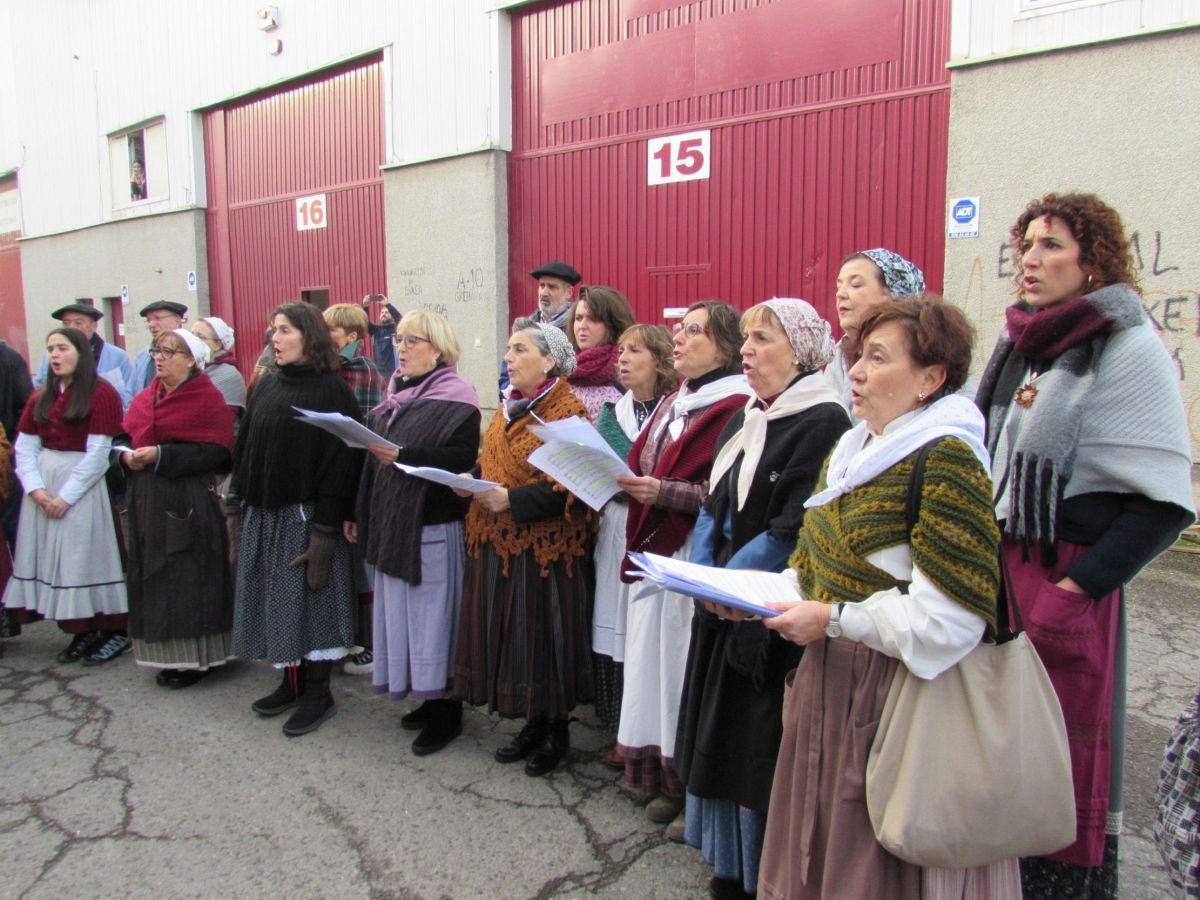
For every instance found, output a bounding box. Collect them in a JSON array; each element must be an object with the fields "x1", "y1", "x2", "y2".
[
  {"x1": 324, "y1": 303, "x2": 384, "y2": 677},
  {"x1": 4, "y1": 327, "x2": 129, "y2": 665},
  {"x1": 363, "y1": 294, "x2": 401, "y2": 381},
  {"x1": 34, "y1": 304, "x2": 135, "y2": 410},
  {"x1": 130, "y1": 301, "x2": 188, "y2": 393},
  {"x1": 498, "y1": 259, "x2": 582, "y2": 399},
  {"x1": 130, "y1": 160, "x2": 147, "y2": 201}
]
